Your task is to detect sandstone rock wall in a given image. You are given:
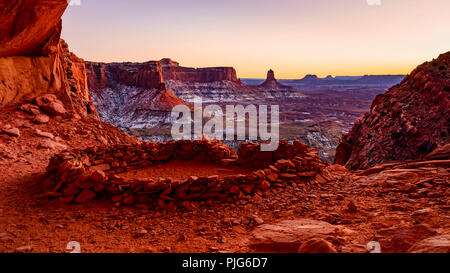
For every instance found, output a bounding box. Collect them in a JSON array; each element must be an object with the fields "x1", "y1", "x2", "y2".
[
  {"x1": 85, "y1": 61, "x2": 166, "y2": 91},
  {"x1": 43, "y1": 140, "x2": 327, "y2": 209},
  {"x1": 86, "y1": 59, "x2": 237, "y2": 89},
  {"x1": 85, "y1": 61, "x2": 188, "y2": 132},
  {"x1": 161, "y1": 58, "x2": 238, "y2": 83},
  {"x1": 162, "y1": 66, "x2": 238, "y2": 83},
  {"x1": 0, "y1": 0, "x2": 68, "y2": 57},
  {"x1": 0, "y1": 1, "x2": 98, "y2": 119},
  {"x1": 0, "y1": 40, "x2": 98, "y2": 118},
  {"x1": 335, "y1": 52, "x2": 450, "y2": 170}
]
